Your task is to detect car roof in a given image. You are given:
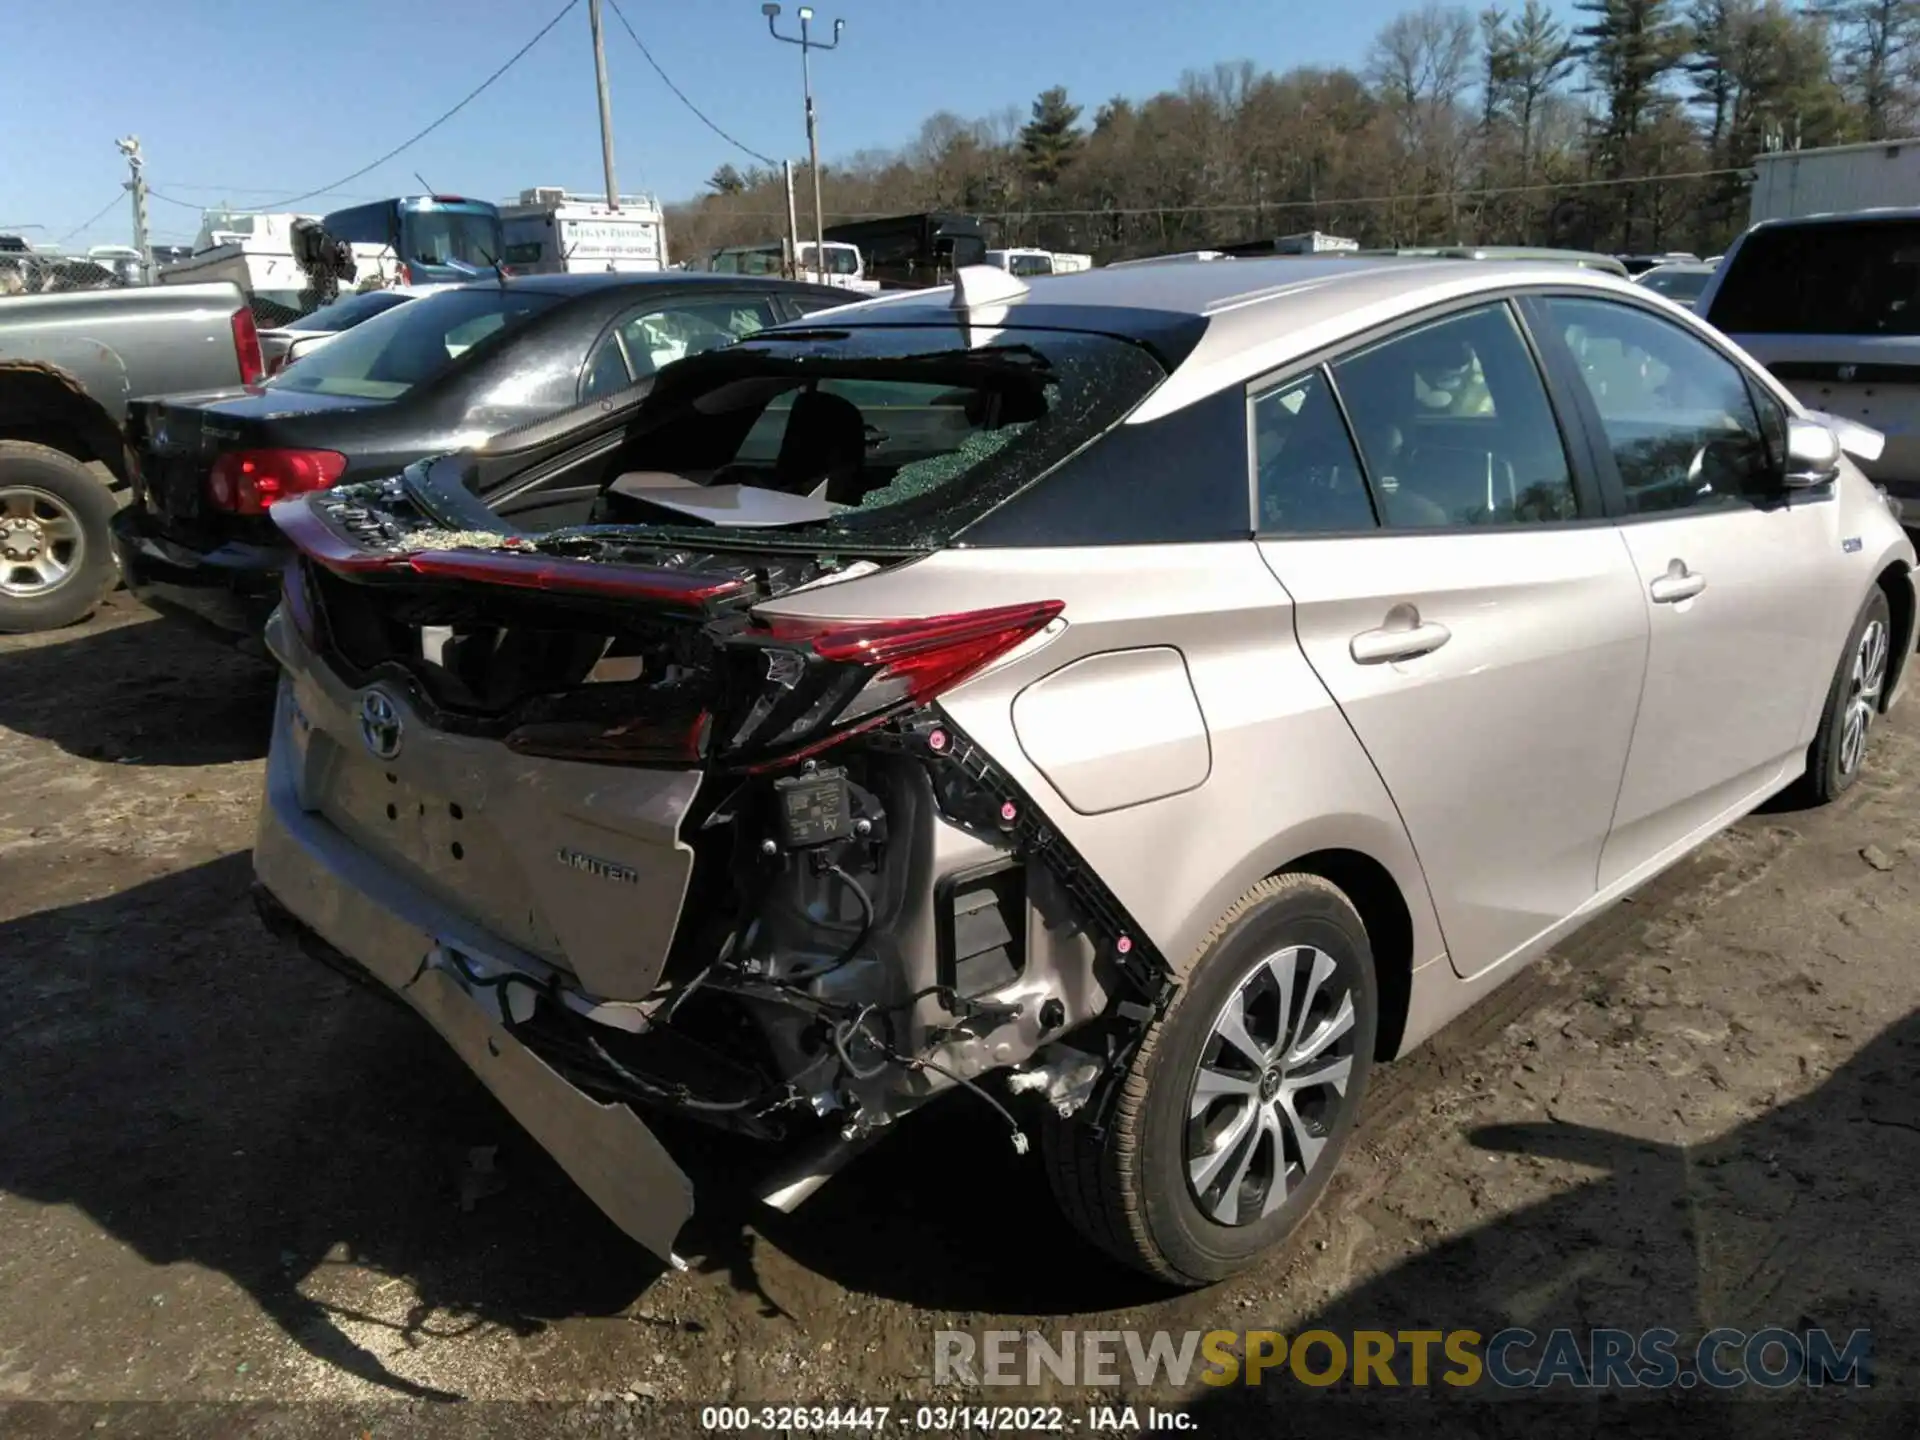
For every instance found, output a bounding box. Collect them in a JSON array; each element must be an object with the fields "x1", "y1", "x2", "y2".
[
  {"x1": 1745, "y1": 206, "x2": 1920, "y2": 231},
  {"x1": 811, "y1": 255, "x2": 1658, "y2": 422},
  {"x1": 448, "y1": 271, "x2": 838, "y2": 299}
]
